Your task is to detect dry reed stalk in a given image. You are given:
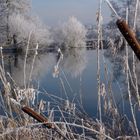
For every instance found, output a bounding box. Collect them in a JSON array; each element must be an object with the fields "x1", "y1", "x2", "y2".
[
  {"x1": 24, "y1": 31, "x2": 32, "y2": 90},
  {"x1": 97, "y1": 0, "x2": 103, "y2": 124},
  {"x1": 28, "y1": 43, "x2": 38, "y2": 89},
  {"x1": 0, "y1": 47, "x2": 5, "y2": 76},
  {"x1": 124, "y1": 7, "x2": 140, "y2": 139},
  {"x1": 132, "y1": 0, "x2": 140, "y2": 110}
]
